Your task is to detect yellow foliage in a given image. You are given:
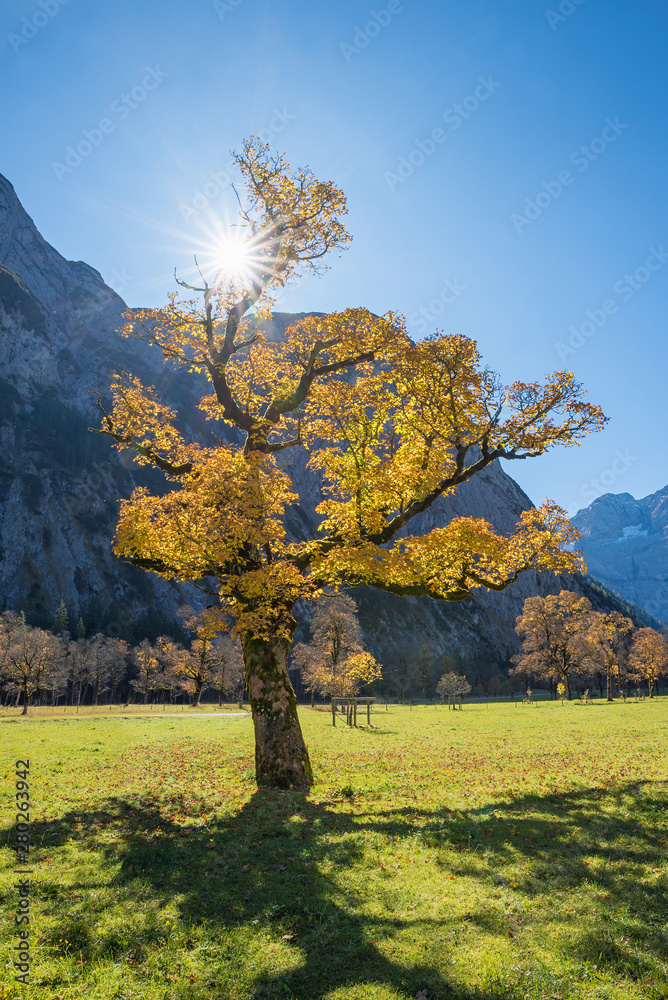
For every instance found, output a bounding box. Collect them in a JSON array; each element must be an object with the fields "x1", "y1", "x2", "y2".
[
  {"x1": 98, "y1": 138, "x2": 608, "y2": 643},
  {"x1": 628, "y1": 628, "x2": 668, "y2": 693}
]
